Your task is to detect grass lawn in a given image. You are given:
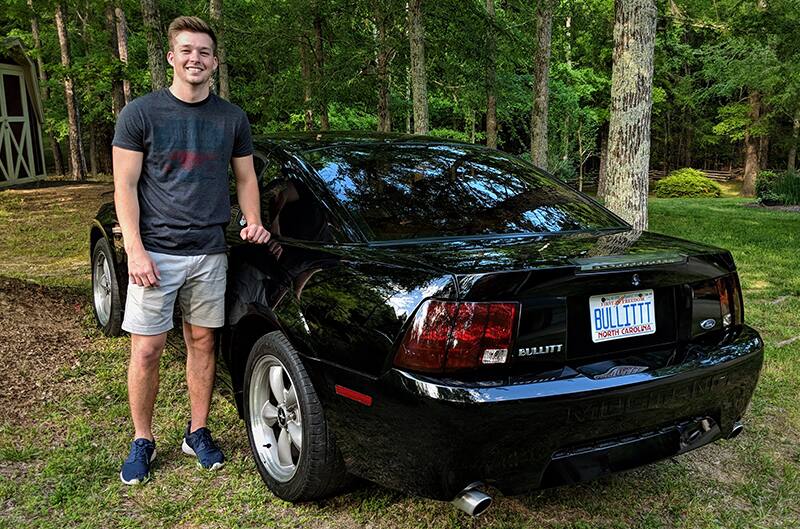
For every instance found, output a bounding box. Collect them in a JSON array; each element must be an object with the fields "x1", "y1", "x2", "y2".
[{"x1": 0, "y1": 183, "x2": 798, "y2": 528}]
